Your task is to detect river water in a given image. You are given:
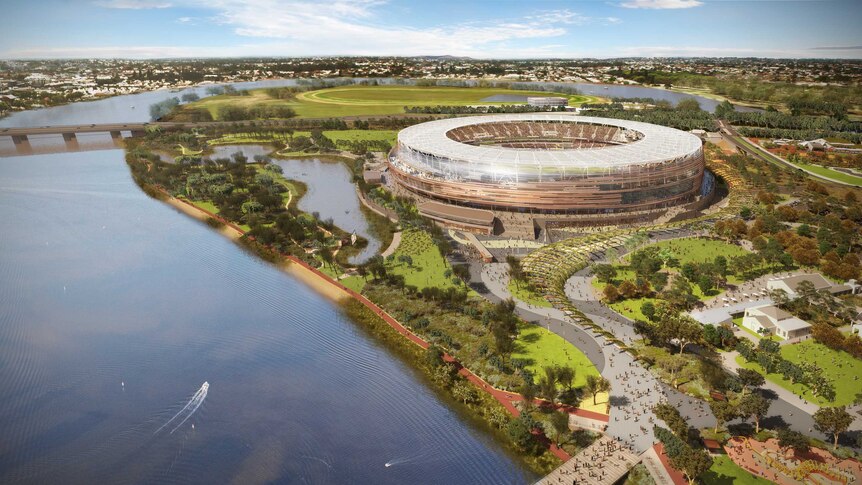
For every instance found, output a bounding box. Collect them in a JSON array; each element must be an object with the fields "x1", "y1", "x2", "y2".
[
  {"x1": 0, "y1": 77, "x2": 744, "y2": 483},
  {"x1": 0, "y1": 150, "x2": 533, "y2": 483},
  {"x1": 0, "y1": 77, "x2": 750, "y2": 129}
]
